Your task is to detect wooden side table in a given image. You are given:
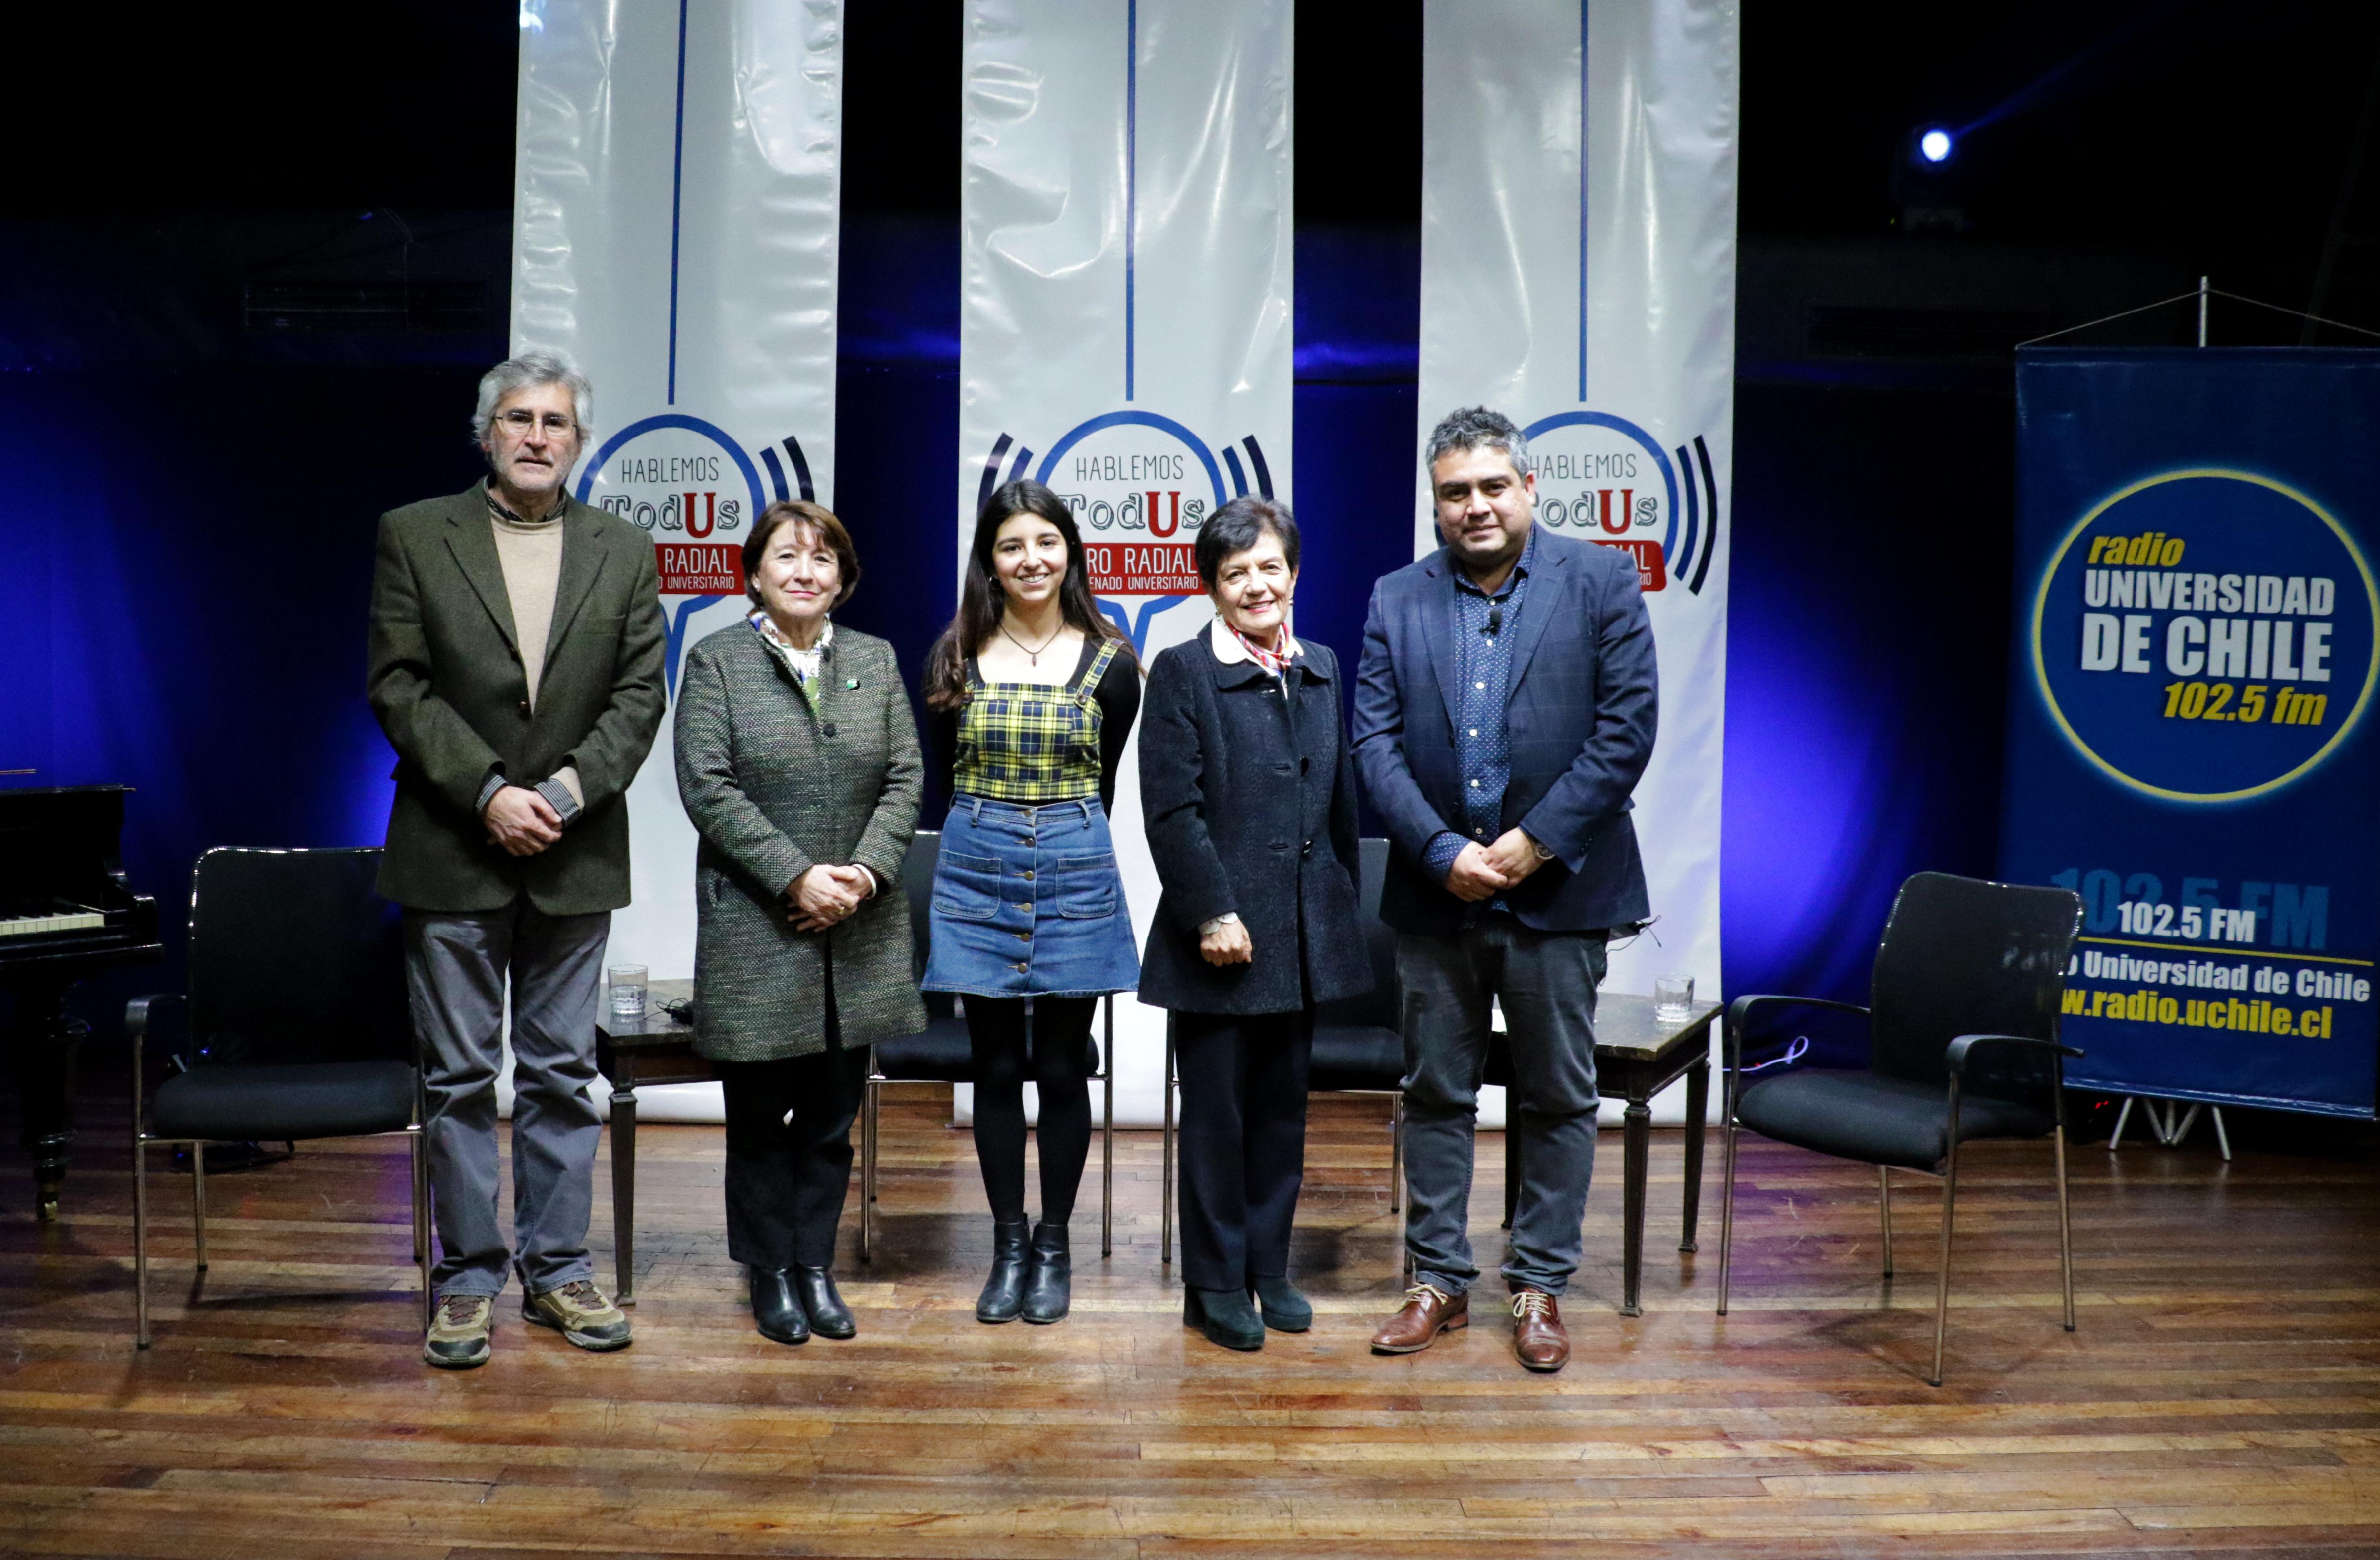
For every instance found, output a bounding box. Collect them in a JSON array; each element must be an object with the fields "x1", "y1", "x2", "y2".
[
  {"x1": 1495, "y1": 992, "x2": 1719, "y2": 1316},
  {"x1": 594, "y1": 977, "x2": 704, "y2": 1305}
]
